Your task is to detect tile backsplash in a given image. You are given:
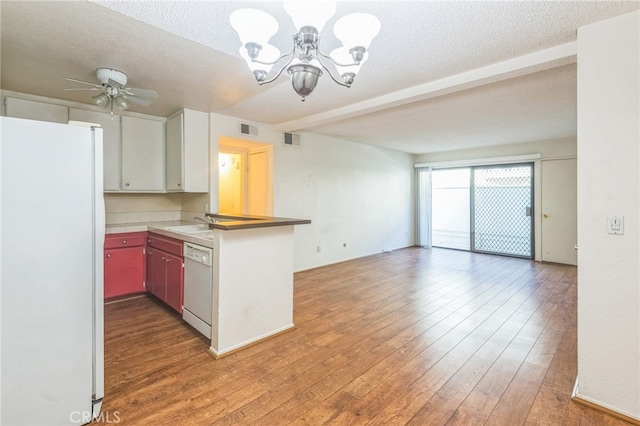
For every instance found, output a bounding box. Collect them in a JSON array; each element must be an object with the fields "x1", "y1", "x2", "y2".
[
  {"x1": 106, "y1": 210, "x2": 181, "y2": 225},
  {"x1": 104, "y1": 193, "x2": 188, "y2": 225}
]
